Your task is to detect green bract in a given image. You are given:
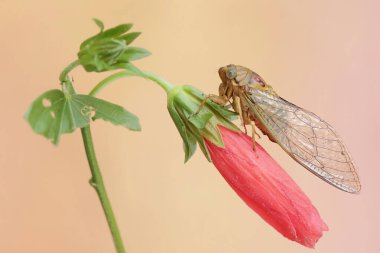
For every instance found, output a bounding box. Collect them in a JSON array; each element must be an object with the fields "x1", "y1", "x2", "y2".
[
  {"x1": 167, "y1": 85, "x2": 240, "y2": 162},
  {"x1": 78, "y1": 20, "x2": 150, "y2": 72}
]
